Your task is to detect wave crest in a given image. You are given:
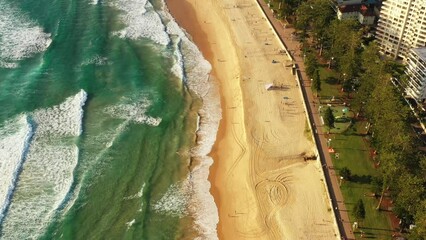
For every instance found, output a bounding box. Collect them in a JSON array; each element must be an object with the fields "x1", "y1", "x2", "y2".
[
  {"x1": 0, "y1": 90, "x2": 87, "y2": 239},
  {"x1": 151, "y1": 181, "x2": 191, "y2": 217},
  {"x1": 0, "y1": 1, "x2": 51, "y2": 68},
  {"x1": 110, "y1": 0, "x2": 170, "y2": 45},
  {"x1": 0, "y1": 115, "x2": 33, "y2": 224},
  {"x1": 104, "y1": 97, "x2": 161, "y2": 126}
]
